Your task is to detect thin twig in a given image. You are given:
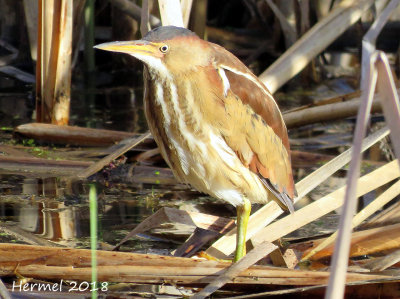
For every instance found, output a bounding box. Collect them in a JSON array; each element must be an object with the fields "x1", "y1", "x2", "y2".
[
  {"x1": 360, "y1": 0, "x2": 400, "y2": 90},
  {"x1": 326, "y1": 46, "x2": 400, "y2": 299},
  {"x1": 302, "y1": 179, "x2": 400, "y2": 261},
  {"x1": 76, "y1": 132, "x2": 151, "y2": 179},
  {"x1": 193, "y1": 242, "x2": 278, "y2": 299},
  {"x1": 0, "y1": 279, "x2": 11, "y2": 299},
  {"x1": 229, "y1": 276, "x2": 400, "y2": 299},
  {"x1": 265, "y1": 0, "x2": 297, "y2": 47},
  {"x1": 364, "y1": 248, "x2": 400, "y2": 271},
  {"x1": 282, "y1": 91, "x2": 400, "y2": 129}
]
